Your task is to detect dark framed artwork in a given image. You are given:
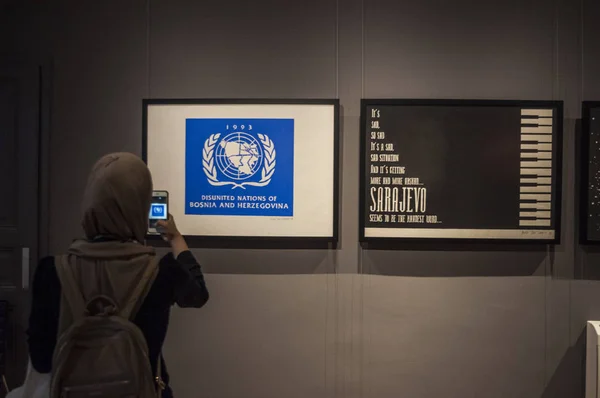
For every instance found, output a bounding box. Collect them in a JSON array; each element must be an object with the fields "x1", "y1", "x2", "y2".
[
  {"x1": 143, "y1": 99, "x2": 339, "y2": 248},
  {"x1": 360, "y1": 99, "x2": 563, "y2": 244},
  {"x1": 580, "y1": 101, "x2": 600, "y2": 244}
]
